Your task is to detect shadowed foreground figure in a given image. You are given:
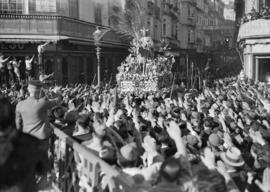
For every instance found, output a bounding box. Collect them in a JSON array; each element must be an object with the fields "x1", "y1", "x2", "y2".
[
  {"x1": 15, "y1": 80, "x2": 61, "y2": 152},
  {"x1": 0, "y1": 97, "x2": 49, "y2": 192}
]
